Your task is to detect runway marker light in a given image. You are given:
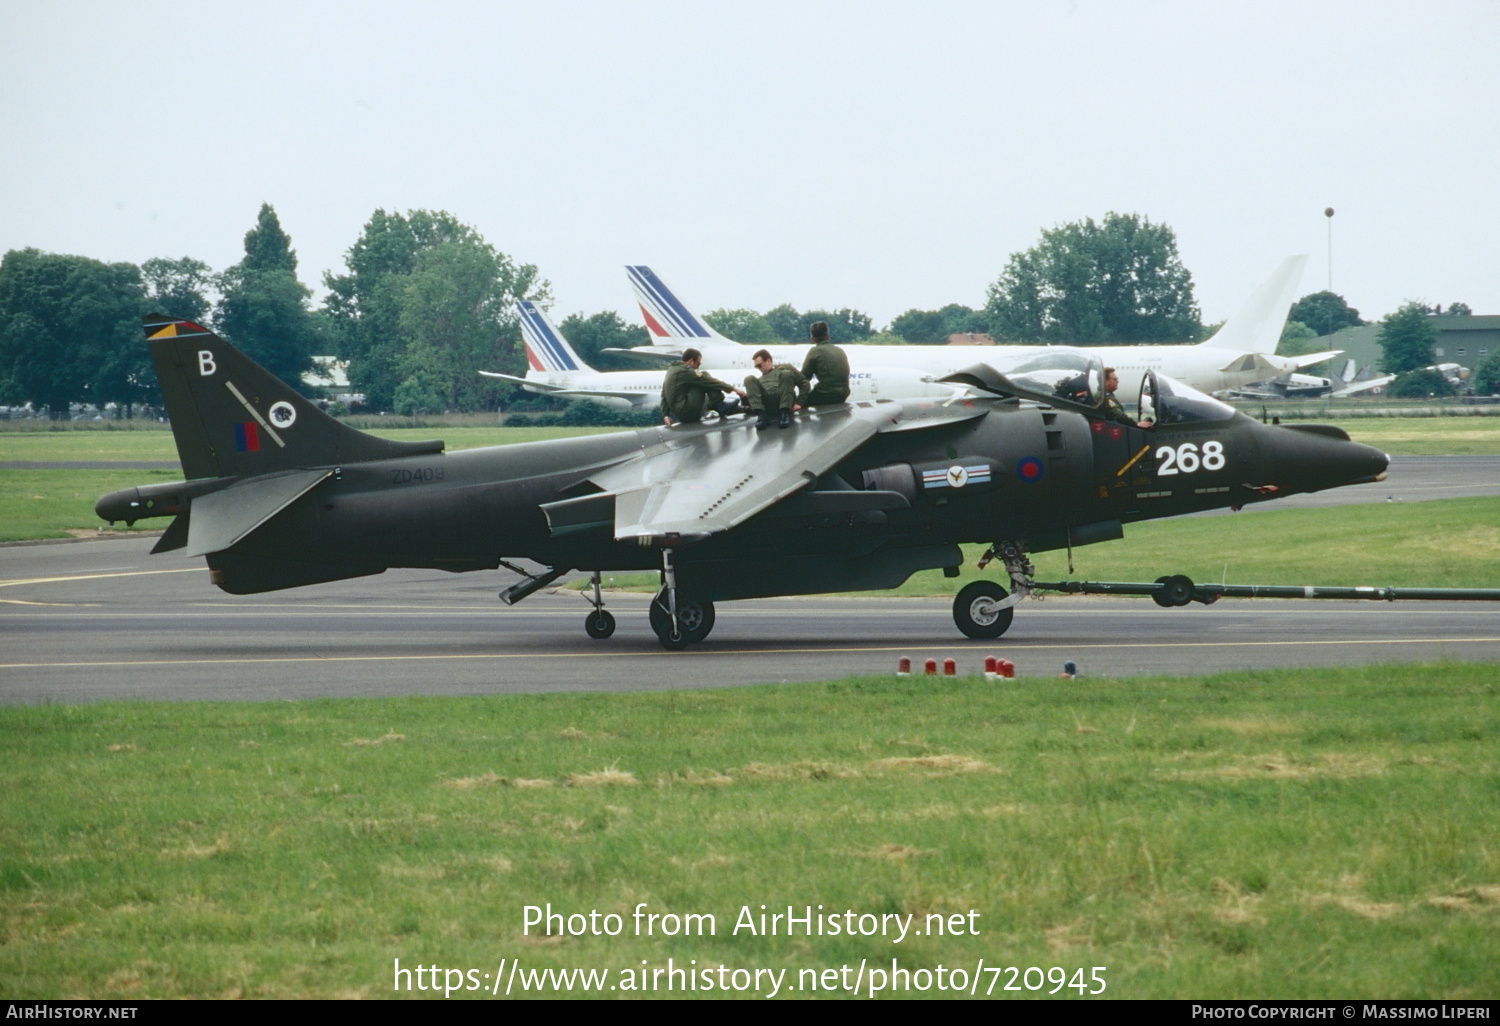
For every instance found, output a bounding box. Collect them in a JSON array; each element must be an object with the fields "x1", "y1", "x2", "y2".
[
  {"x1": 998, "y1": 659, "x2": 1015, "y2": 679},
  {"x1": 897, "y1": 657, "x2": 911, "y2": 676},
  {"x1": 923, "y1": 658, "x2": 937, "y2": 676},
  {"x1": 942, "y1": 657, "x2": 957, "y2": 676},
  {"x1": 1061, "y1": 659, "x2": 1080, "y2": 680}
]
